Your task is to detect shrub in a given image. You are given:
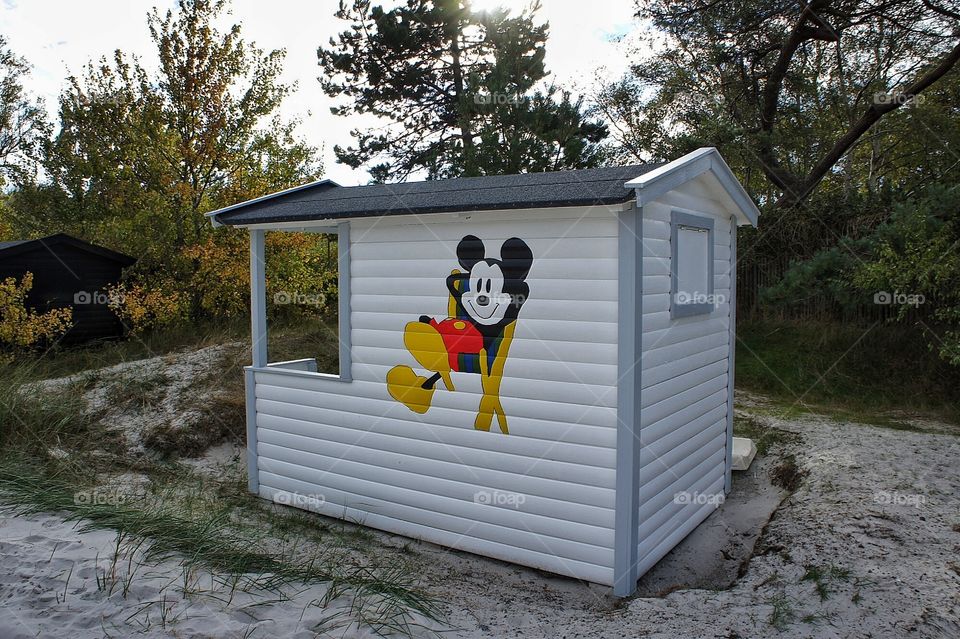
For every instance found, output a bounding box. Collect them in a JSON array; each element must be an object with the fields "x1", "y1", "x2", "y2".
[
  {"x1": 0, "y1": 272, "x2": 73, "y2": 358},
  {"x1": 107, "y1": 281, "x2": 185, "y2": 334}
]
